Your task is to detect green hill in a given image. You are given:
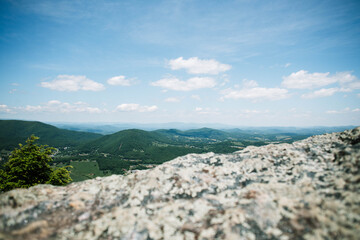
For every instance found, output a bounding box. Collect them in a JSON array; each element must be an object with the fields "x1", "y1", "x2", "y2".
[
  {"x1": 79, "y1": 129, "x2": 201, "y2": 162},
  {"x1": 79, "y1": 127, "x2": 291, "y2": 162},
  {"x1": 81, "y1": 129, "x2": 166, "y2": 153},
  {"x1": 0, "y1": 120, "x2": 102, "y2": 150}
]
